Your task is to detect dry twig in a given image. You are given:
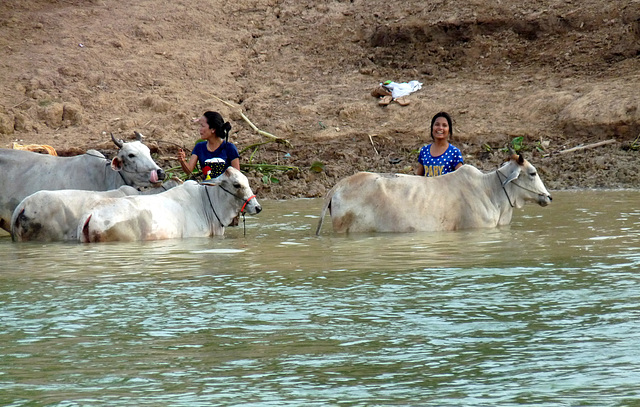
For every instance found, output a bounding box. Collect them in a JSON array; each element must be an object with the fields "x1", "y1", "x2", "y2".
[
  {"x1": 210, "y1": 94, "x2": 290, "y2": 146},
  {"x1": 555, "y1": 139, "x2": 617, "y2": 155},
  {"x1": 369, "y1": 134, "x2": 379, "y2": 155}
]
